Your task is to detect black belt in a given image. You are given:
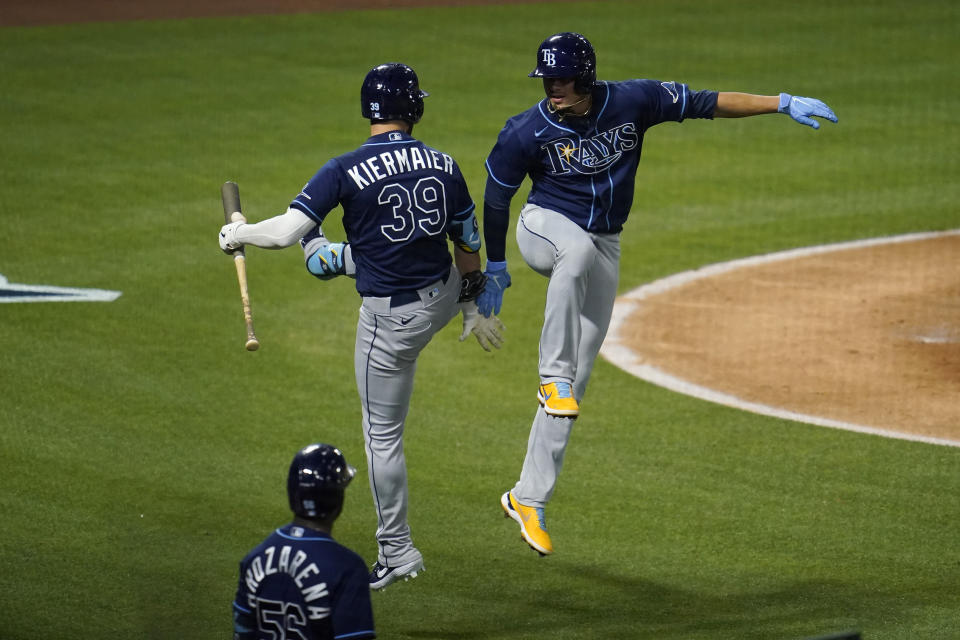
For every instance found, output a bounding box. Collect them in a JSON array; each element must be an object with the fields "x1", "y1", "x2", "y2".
[
  {"x1": 391, "y1": 290, "x2": 420, "y2": 307},
  {"x1": 390, "y1": 270, "x2": 451, "y2": 308}
]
